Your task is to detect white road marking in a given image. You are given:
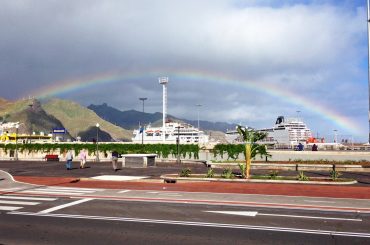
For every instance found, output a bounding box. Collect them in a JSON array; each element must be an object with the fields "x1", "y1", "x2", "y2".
[
  {"x1": 0, "y1": 195, "x2": 57, "y2": 201},
  {"x1": 38, "y1": 198, "x2": 93, "y2": 214},
  {"x1": 34, "y1": 188, "x2": 96, "y2": 193},
  {"x1": 0, "y1": 206, "x2": 23, "y2": 211},
  {"x1": 90, "y1": 175, "x2": 148, "y2": 181},
  {"x1": 118, "y1": 190, "x2": 131, "y2": 194},
  {"x1": 9, "y1": 211, "x2": 370, "y2": 238},
  {"x1": 0, "y1": 200, "x2": 40, "y2": 205},
  {"x1": 206, "y1": 211, "x2": 258, "y2": 216},
  {"x1": 21, "y1": 190, "x2": 86, "y2": 196},
  {"x1": 0, "y1": 187, "x2": 23, "y2": 191},
  {"x1": 147, "y1": 192, "x2": 159, "y2": 194},
  {"x1": 205, "y1": 211, "x2": 362, "y2": 222},
  {"x1": 304, "y1": 200, "x2": 336, "y2": 204},
  {"x1": 45, "y1": 187, "x2": 104, "y2": 191}
]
